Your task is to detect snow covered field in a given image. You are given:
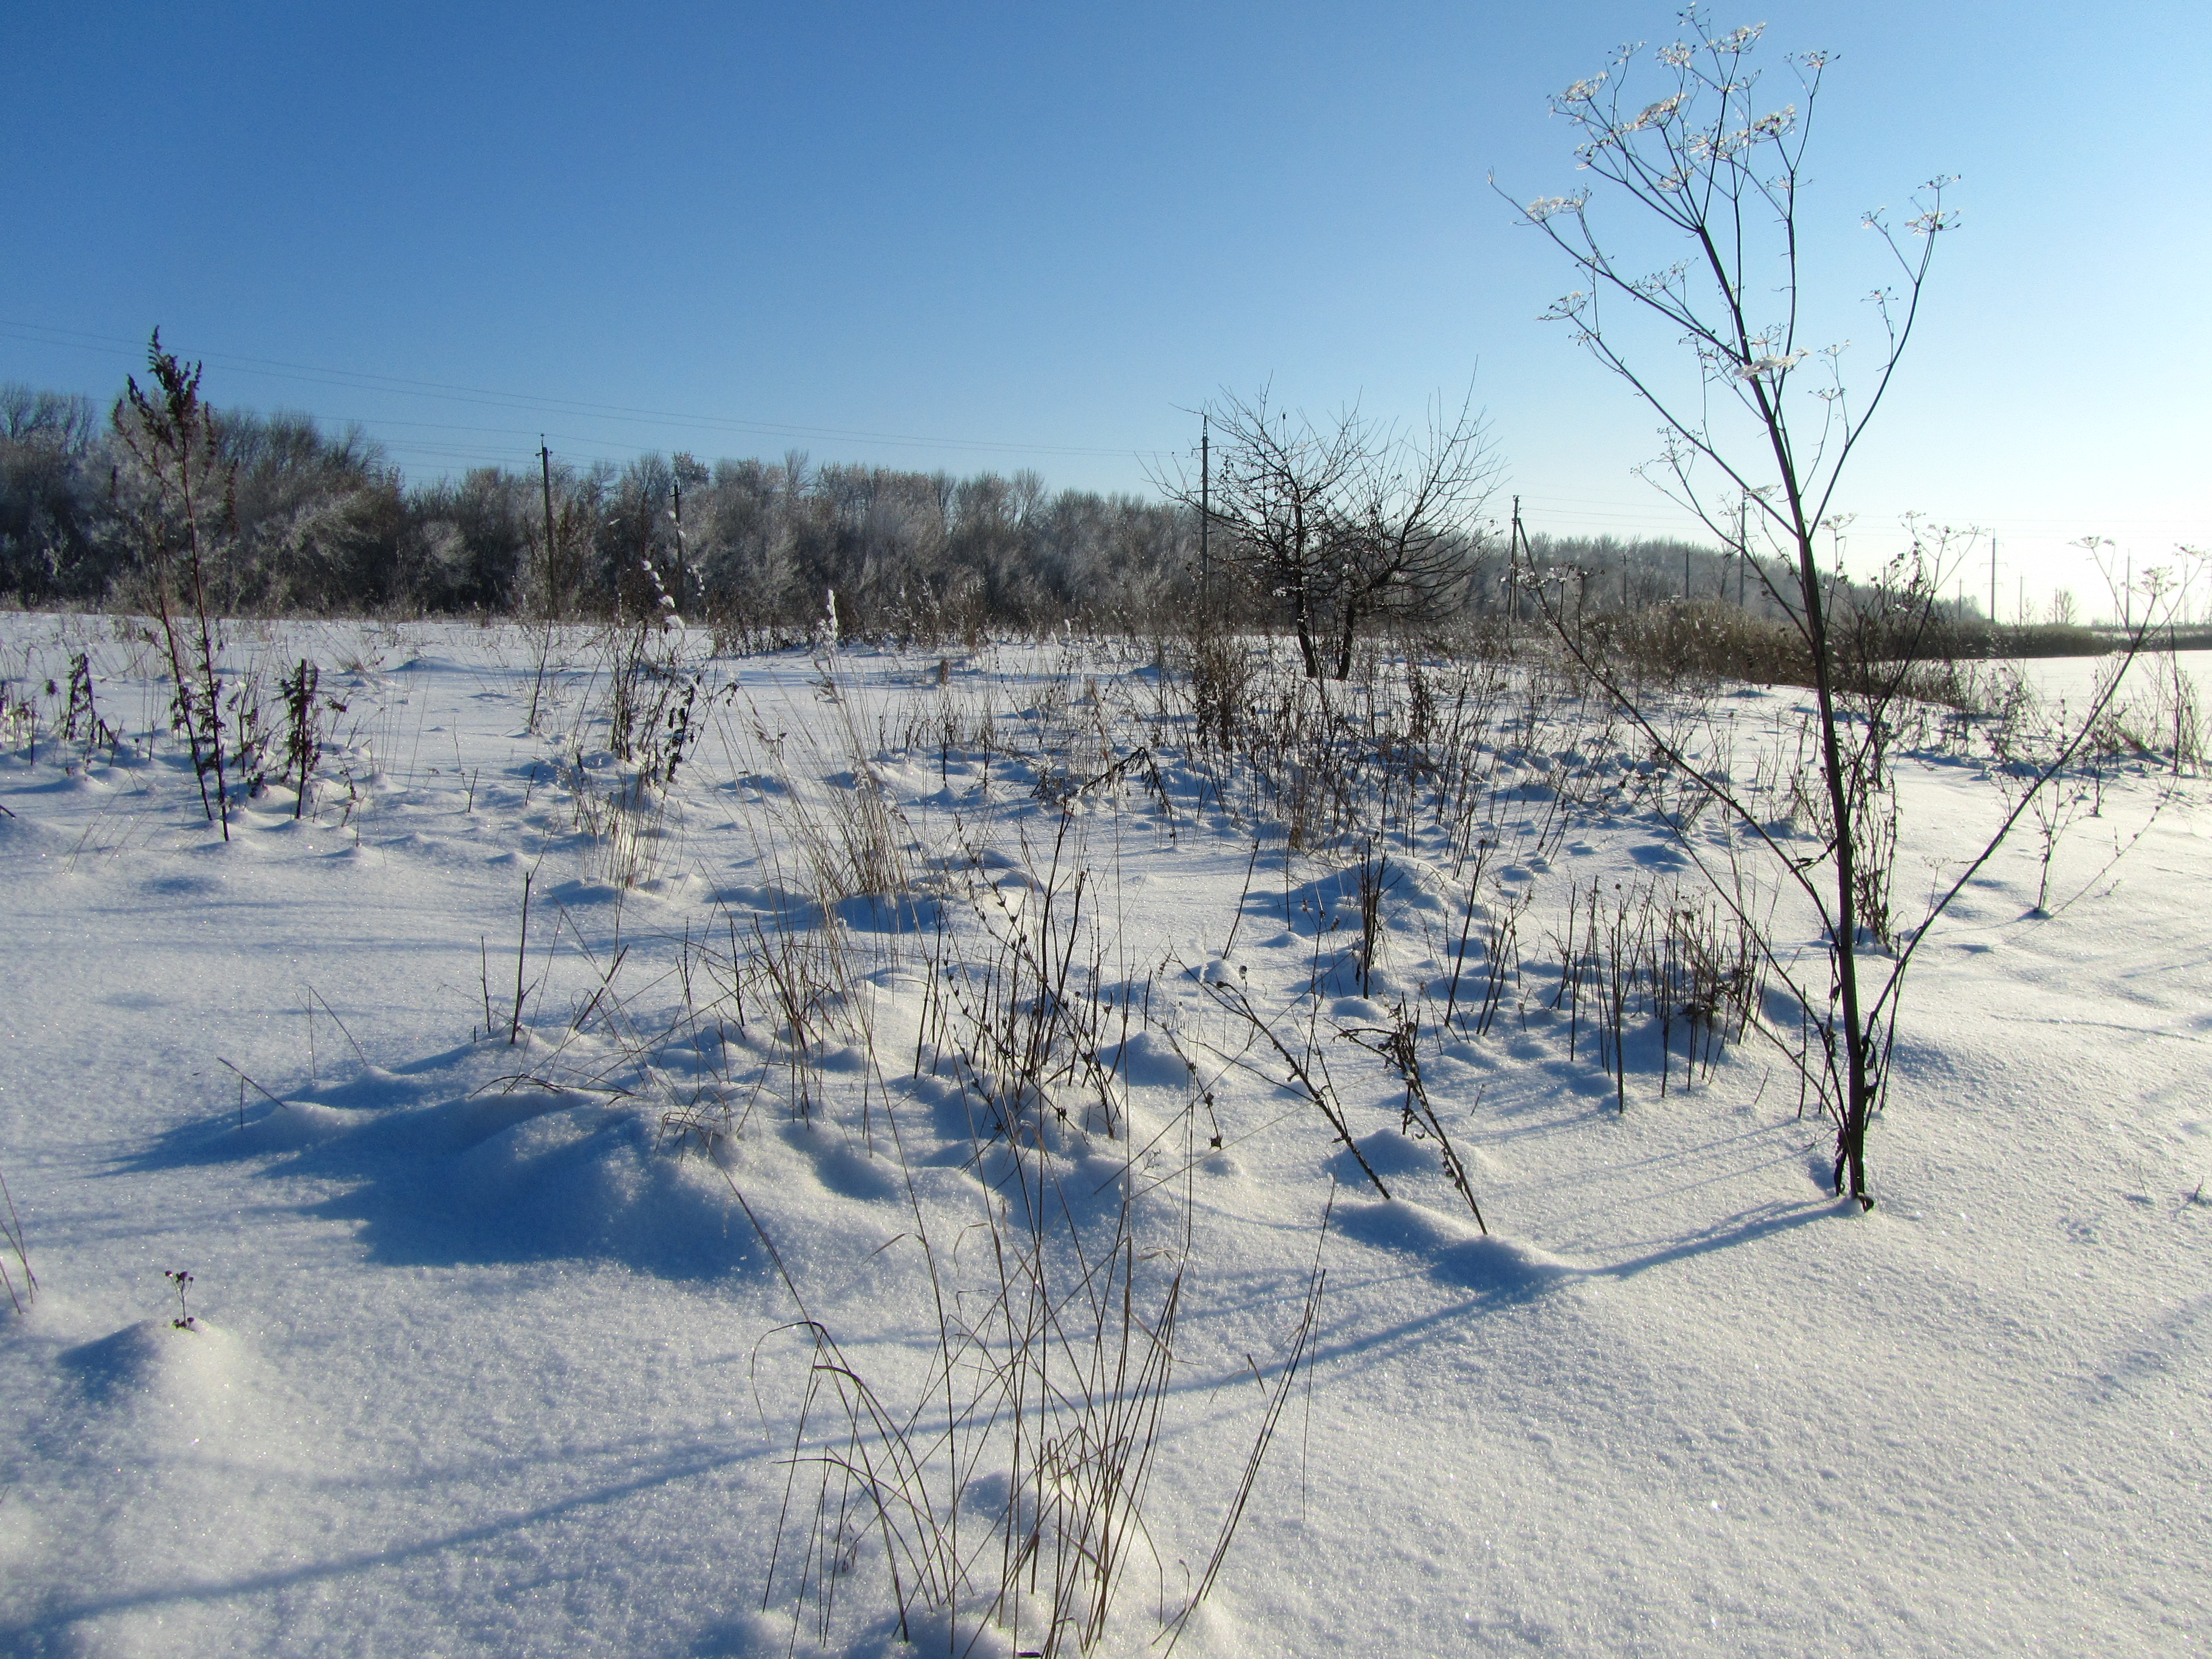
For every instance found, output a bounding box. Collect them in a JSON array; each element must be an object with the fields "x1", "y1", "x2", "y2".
[{"x1": 1, "y1": 614, "x2": 2205, "y2": 1658}]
